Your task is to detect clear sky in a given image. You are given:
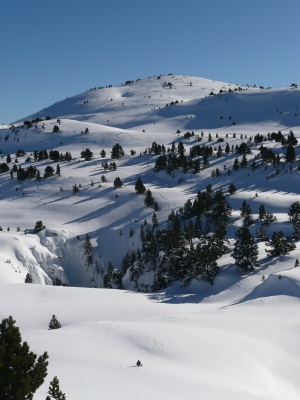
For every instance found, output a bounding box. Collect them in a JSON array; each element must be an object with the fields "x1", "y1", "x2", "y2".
[{"x1": 1, "y1": 0, "x2": 299, "y2": 124}]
